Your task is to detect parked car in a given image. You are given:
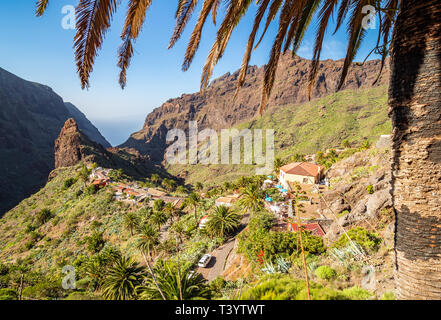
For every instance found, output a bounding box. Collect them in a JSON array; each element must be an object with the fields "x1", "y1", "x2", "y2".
[{"x1": 198, "y1": 254, "x2": 212, "y2": 268}]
